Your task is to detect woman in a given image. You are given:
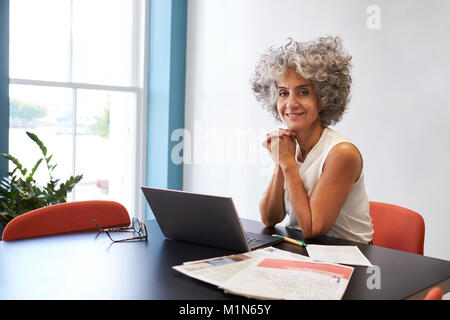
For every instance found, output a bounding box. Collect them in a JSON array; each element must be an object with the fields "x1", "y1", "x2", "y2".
[{"x1": 251, "y1": 36, "x2": 373, "y2": 243}]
